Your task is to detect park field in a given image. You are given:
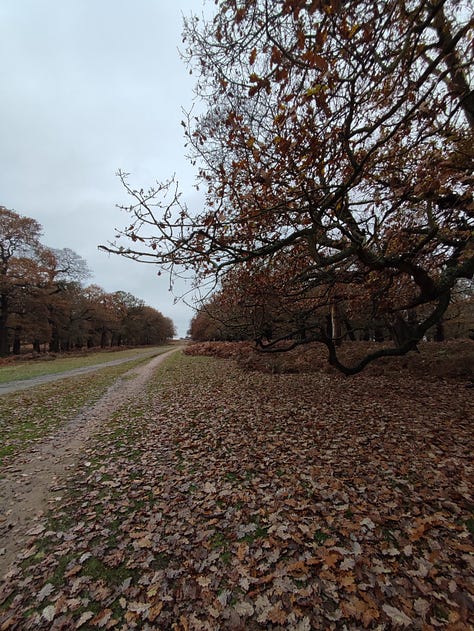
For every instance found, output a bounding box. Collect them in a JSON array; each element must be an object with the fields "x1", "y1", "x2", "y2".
[{"x1": 0, "y1": 344, "x2": 473, "y2": 629}]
